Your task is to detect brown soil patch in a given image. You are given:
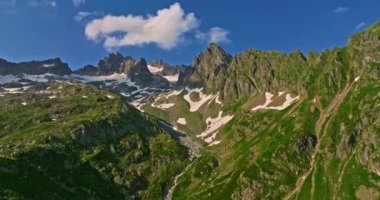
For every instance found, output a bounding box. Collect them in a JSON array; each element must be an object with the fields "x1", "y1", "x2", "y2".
[
  {"x1": 356, "y1": 185, "x2": 379, "y2": 200},
  {"x1": 190, "y1": 92, "x2": 200, "y2": 102},
  {"x1": 242, "y1": 93, "x2": 266, "y2": 110},
  {"x1": 267, "y1": 94, "x2": 286, "y2": 107}
]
